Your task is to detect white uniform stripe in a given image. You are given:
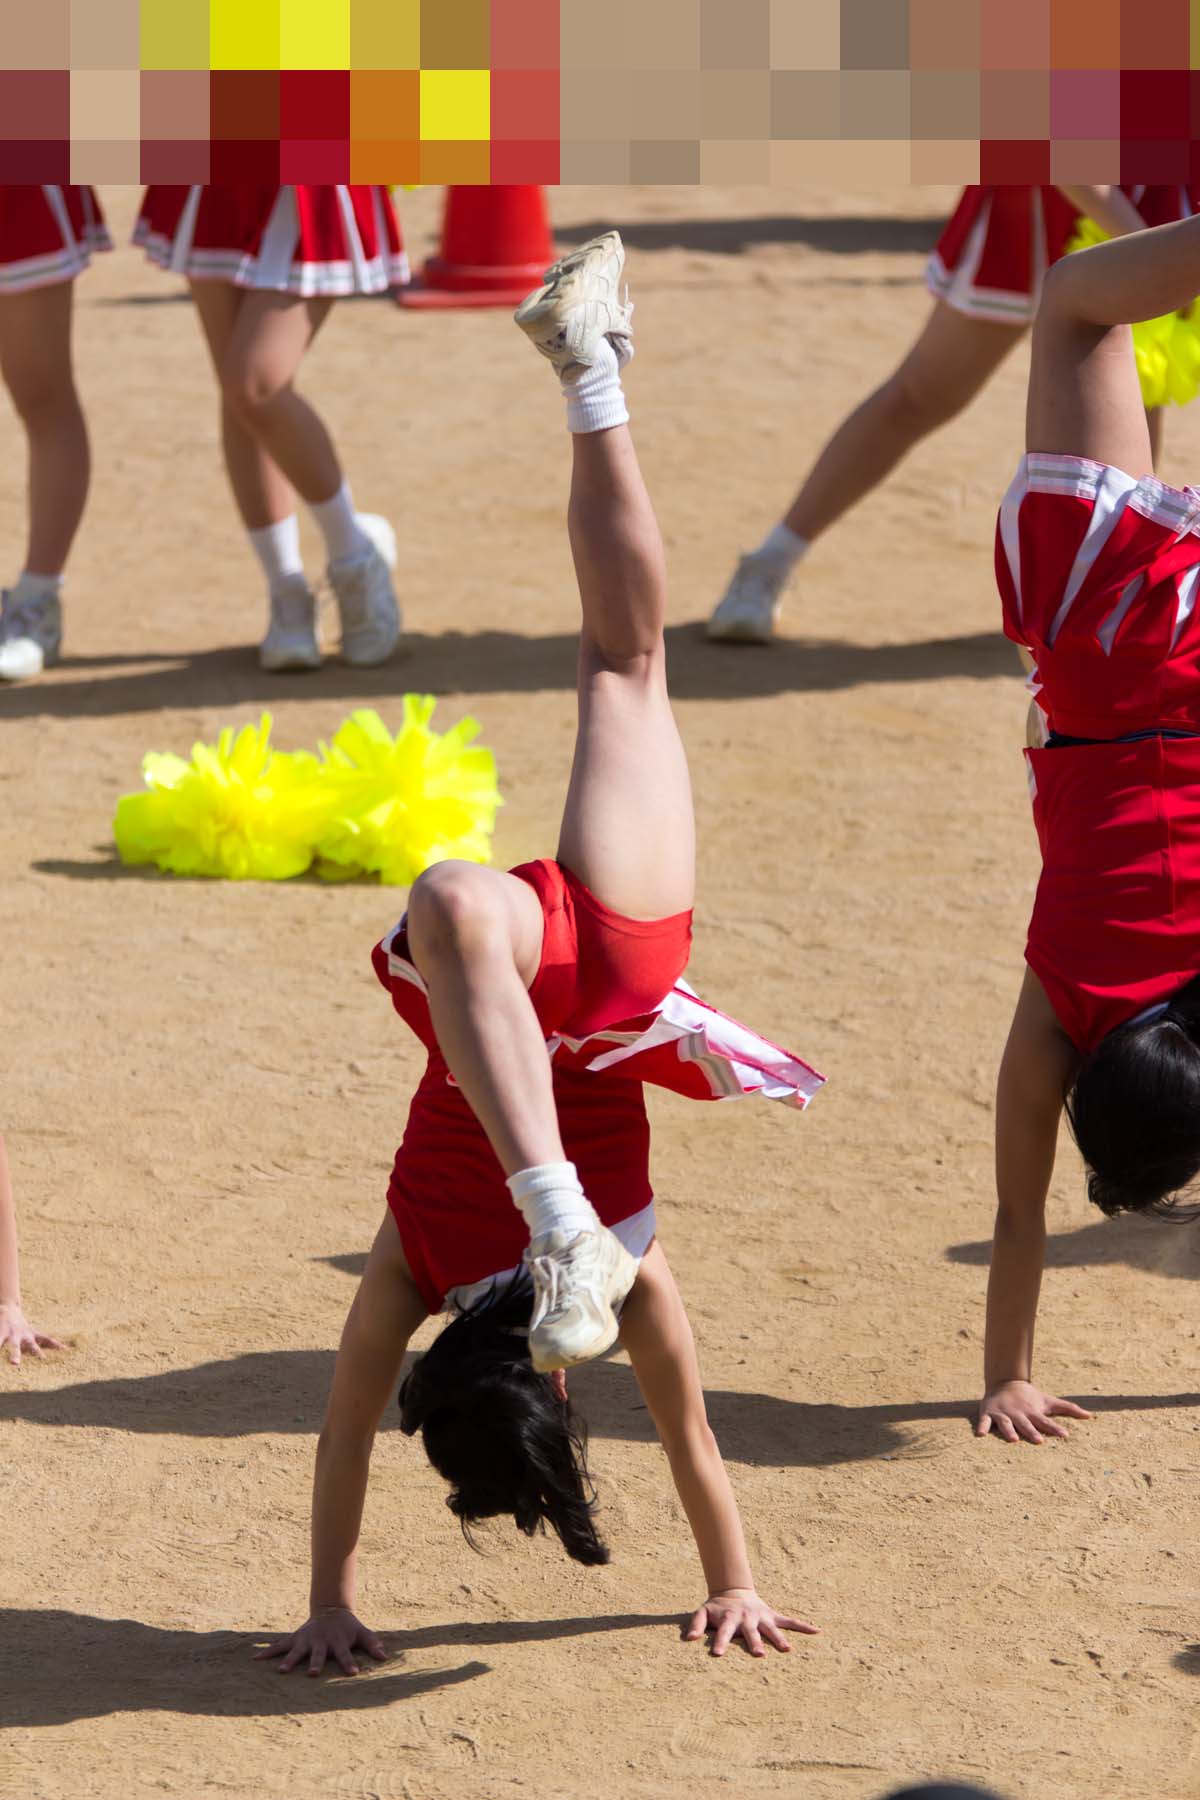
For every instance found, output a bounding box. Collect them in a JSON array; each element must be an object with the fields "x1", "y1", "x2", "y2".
[
  {"x1": 1173, "y1": 563, "x2": 1200, "y2": 648},
  {"x1": 168, "y1": 186, "x2": 203, "y2": 274}
]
